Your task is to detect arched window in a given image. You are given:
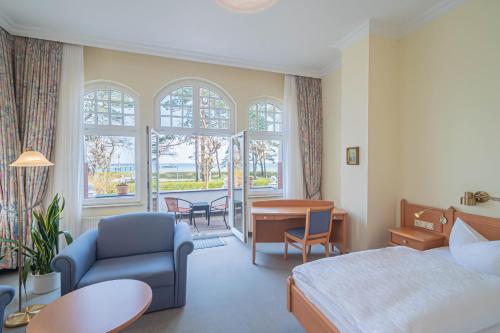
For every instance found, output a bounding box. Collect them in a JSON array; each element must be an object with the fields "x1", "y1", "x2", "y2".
[
  {"x1": 154, "y1": 79, "x2": 234, "y2": 193},
  {"x1": 247, "y1": 98, "x2": 284, "y2": 194},
  {"x1": 156, "y1": 79, "x2": 234, "y2": 134},
  {"x1": 82, "y1": 81, "x2": 140, "y2": 204}
]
